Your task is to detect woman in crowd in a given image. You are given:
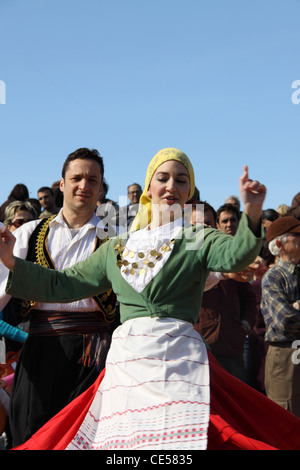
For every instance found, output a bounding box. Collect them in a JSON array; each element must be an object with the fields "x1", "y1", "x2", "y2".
[
  {"x1": 0, "y1": 148, "x2": 300, "y2": 450},
  {"x1": 4, "y1": 200, "x2": 37, "y2": 232}
]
